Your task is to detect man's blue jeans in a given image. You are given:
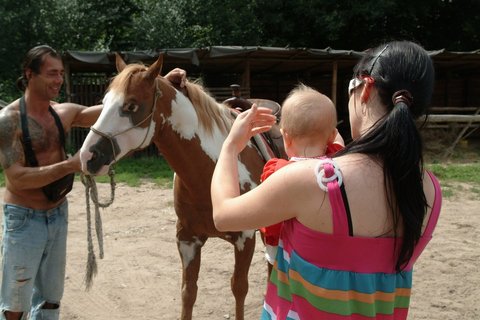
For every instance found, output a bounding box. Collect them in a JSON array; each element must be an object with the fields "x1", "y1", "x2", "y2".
[{"x1": 0, "y1": 201, "x2": 68, "y2": 320}]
